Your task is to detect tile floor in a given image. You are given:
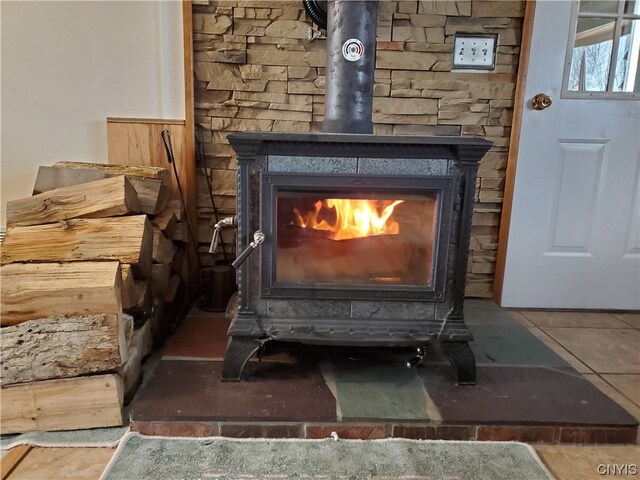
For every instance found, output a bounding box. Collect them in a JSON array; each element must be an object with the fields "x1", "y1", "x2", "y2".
[{"x1": 2, "y1": 306, "x2": 638, "y2": 479}]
